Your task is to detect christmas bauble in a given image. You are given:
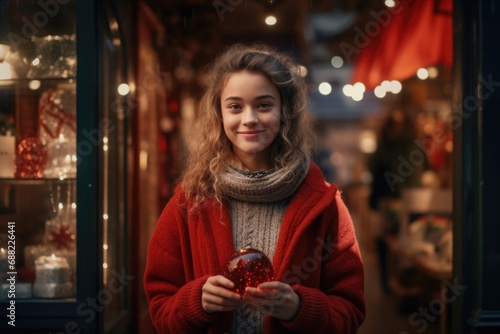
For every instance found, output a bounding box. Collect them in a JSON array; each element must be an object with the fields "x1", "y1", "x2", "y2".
[
  {"x1": 223, "y1": 248, "x2": 273, "y2": 295},
  {"x1": 15, "y1": 137, "x2": 47, "y2": 178}
]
